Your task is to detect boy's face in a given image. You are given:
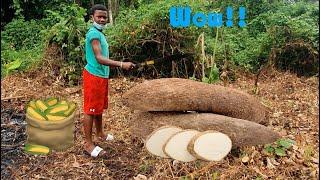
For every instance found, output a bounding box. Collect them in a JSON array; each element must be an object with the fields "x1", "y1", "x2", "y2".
[{"x1": 92, "y1": 10, "x2": 108, "y2": 25}]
